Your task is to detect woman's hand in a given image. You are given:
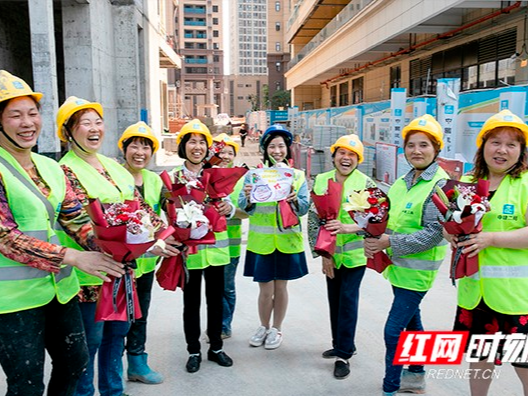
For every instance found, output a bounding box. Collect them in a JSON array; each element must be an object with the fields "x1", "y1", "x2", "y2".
[
  {"x1": 324, "y1": 220, "x2": 345, "y2": 235},
  {"x1": 243, "y1": 184, "x2": 253, "y2": 200},
  {"x1": 363, "y1": 234, "x2": 390, "y2": 259},
  {"x1": 151, "y1": 235, "x2": 182, "y2": 258},
  {"x1": 63, "y1": 249, "x2": 125, "y2": 282},
  {"x1": 443, "y1": 228, "x2": 457, "y2": 248},
  {"x1": 216, "y1": 200, "x2": 232, "y2": 216},
  {"x1": 456, "y1": 232, "x2": 493, "y2": 258},
  {"x1": 322, "y1": 256, "x2": 335, "y2": 279},
  {"x1": 286, "y1": 188, "x2": 298, "y2": 205}
]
